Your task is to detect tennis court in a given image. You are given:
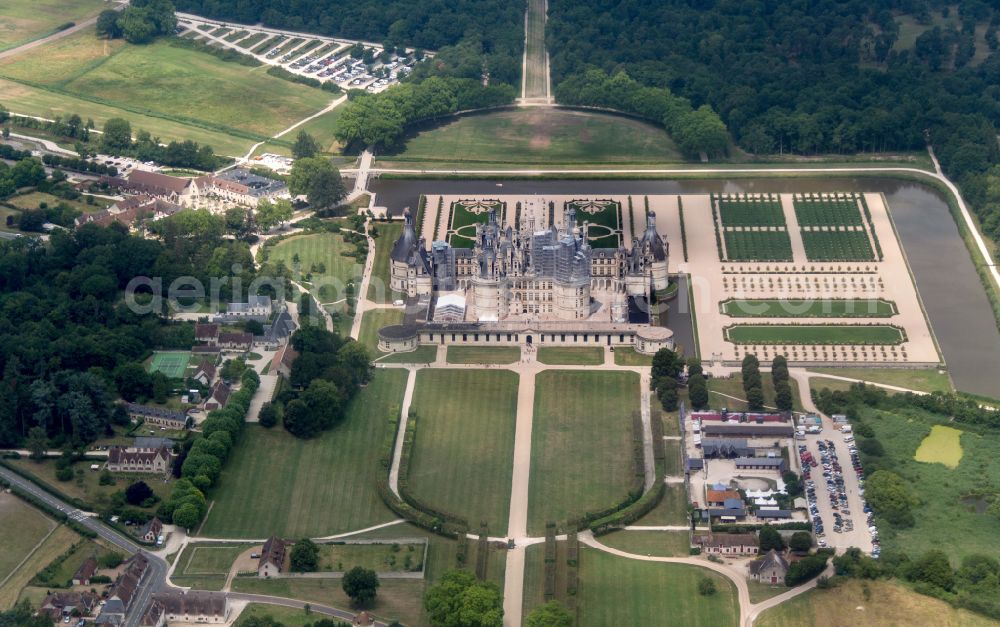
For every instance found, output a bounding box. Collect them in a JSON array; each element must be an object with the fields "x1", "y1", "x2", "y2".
[{"x1": 148, "y1": 351, "x2": 192, "y2": 379}]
